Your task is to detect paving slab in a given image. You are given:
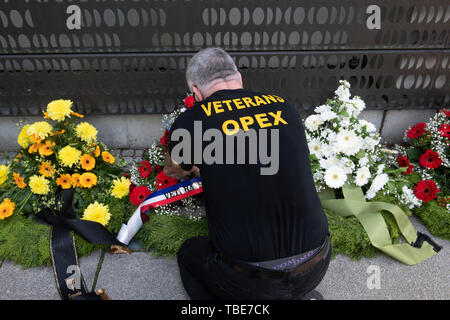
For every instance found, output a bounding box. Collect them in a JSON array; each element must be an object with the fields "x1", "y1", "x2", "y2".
[
  {"x1": 96, "y1": 251, "x2": 189, "y2": 300},
  {"x1": 0, "y1": 250, "x2": 101, "y2": 300}
]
